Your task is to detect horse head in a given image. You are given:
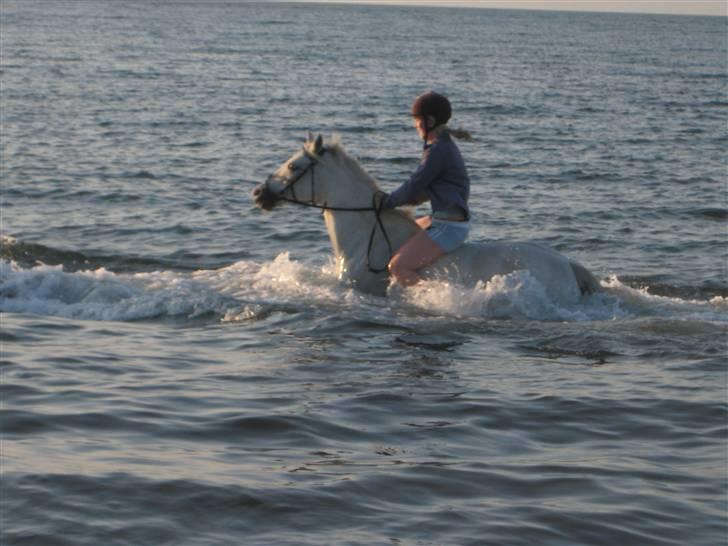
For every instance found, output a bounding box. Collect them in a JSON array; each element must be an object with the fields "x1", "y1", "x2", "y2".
[{"x1": 252, "y1": 133, "x2": 328, "y2": 211}]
